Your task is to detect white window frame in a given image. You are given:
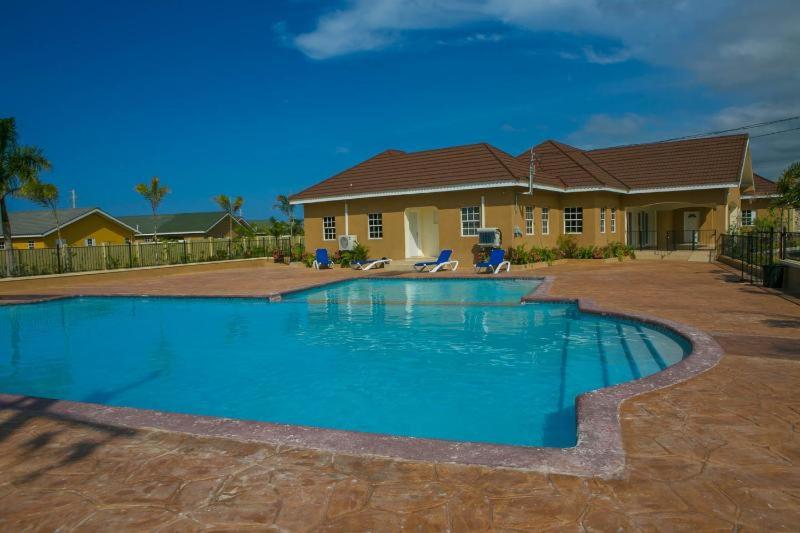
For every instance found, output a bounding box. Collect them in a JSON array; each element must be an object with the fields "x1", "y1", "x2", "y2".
[
  {"x1": 610, "y1": 208, "x2": 617, "y2": 233},
  {"x1": 564, "y1": 207, "x2": 583, "y2": 234},
  {"x1": 541, "y1": 207, "x2": 550, "y2": 235},
  {"x1": 322, "y1": 216, "x2": 336, "y2": 241},
  {"x1": 600, "y1": 207, "x2": 606, "y2": 234},
  {"x1": 460, "y1": 206, "x2": 481, "y2": 237},
  {"x1": 85, "y1": 238, "x2": 95, "y2": 247},
  {"x1": 367, "y1": 212, "x2": 383, "y2": 239},
  {"x1": 741, "y1": 209, "x2": 754, "y2": 226},
  {"x1": 27, "y1": 240, "x2": 36, "y2": 249},
  {"x1": 524, "y1": 206, "x2": 534, "y2": 235}
]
